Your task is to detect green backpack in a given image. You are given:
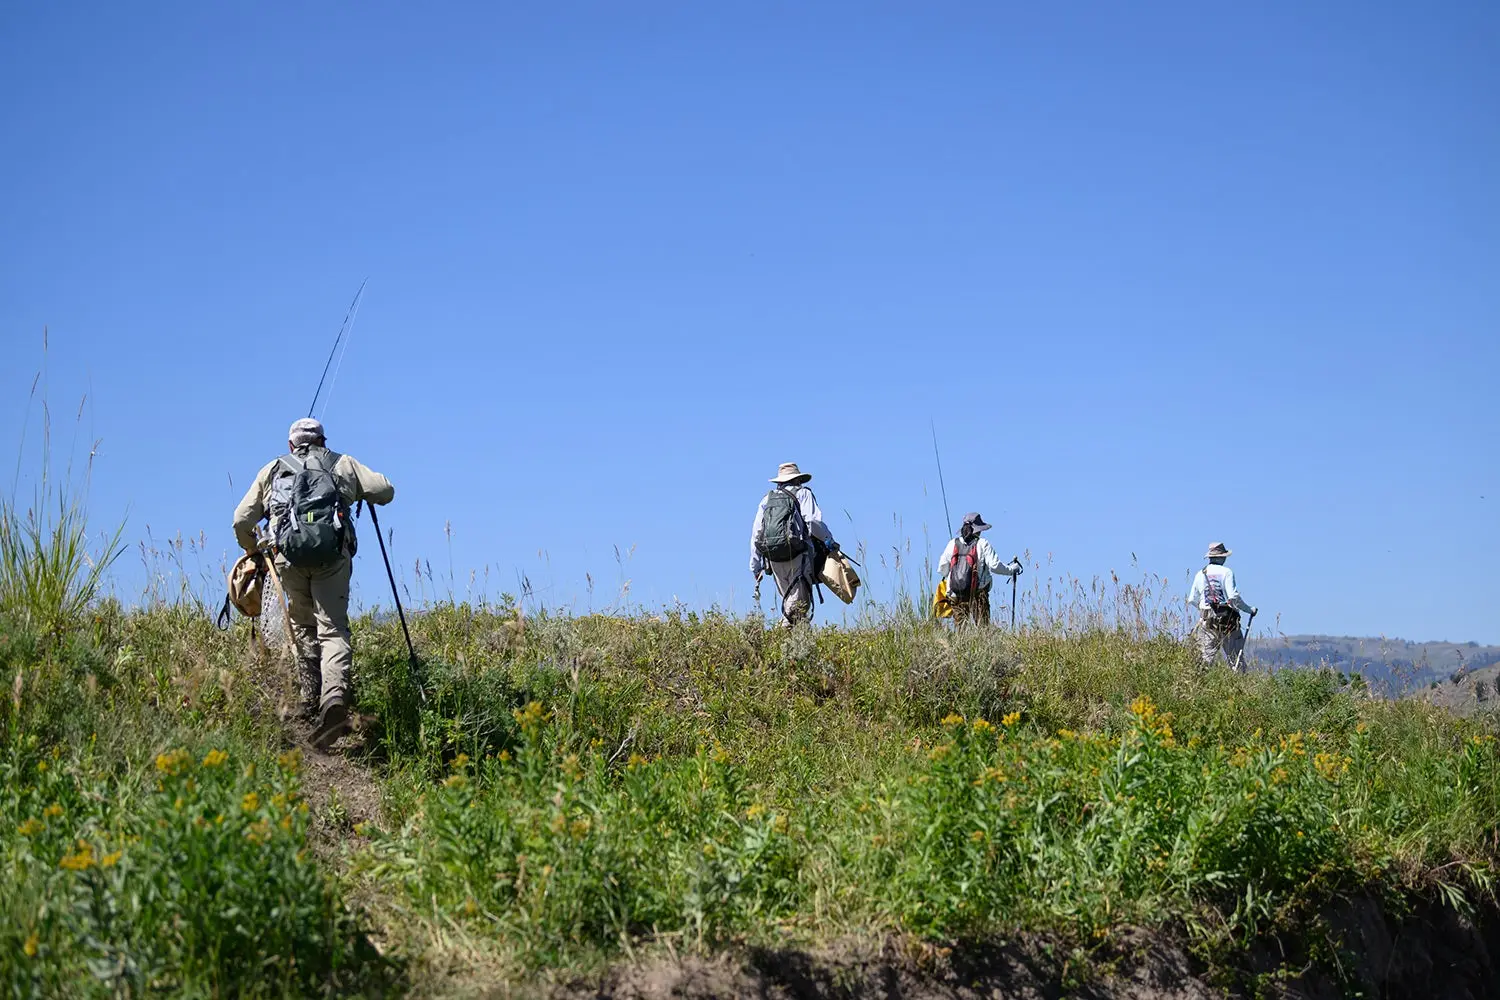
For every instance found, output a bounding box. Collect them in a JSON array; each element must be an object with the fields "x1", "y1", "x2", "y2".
[{"x1": 756, "y1": 486, "x2": 809, "y2": 562}]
